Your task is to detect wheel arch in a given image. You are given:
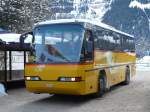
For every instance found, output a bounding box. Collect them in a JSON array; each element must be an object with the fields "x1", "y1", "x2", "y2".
[
  {"x1": 99, "y1": 70, "x2": 106, "y2": 77},
  {"x1": 126, "y1": 65, "x2": 131, "y2": 77},
  {"x1": 99, "y1": 69, "x2": 109, "y2": 89}
]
